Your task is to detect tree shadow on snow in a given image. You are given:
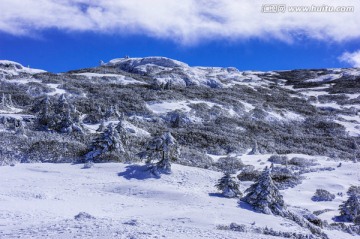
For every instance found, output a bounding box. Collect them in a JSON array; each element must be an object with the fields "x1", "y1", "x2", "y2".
[
  {"x1": 118, "y1": 164, "x2": 154, "y2": 180},
  {"x1": 238, "y1": 201, "x2": 257, "y2": 213},
  {"x1": 208, "y1": 192, "x2": 226, "y2": 198}
]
